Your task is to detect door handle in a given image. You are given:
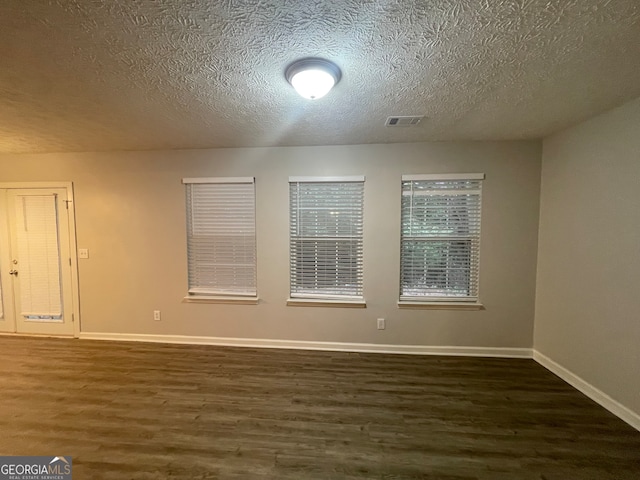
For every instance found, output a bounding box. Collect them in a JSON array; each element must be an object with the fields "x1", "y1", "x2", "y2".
[{"x1": 9, "y1": 269, "x2": 18, "y2": 276}]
